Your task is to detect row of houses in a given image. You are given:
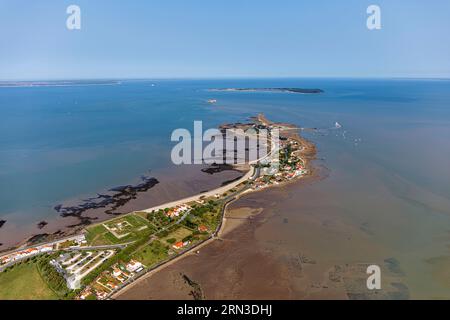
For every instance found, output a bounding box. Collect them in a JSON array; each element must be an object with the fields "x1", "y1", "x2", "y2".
[
  {"x1": 0, "y1": 244, "x2": 53, "y2": 266},
  {"x1": 78, "y1": 259, "x2": 145, "y2": 300},
  {"x1": 0, "y1": 234, "x2": 87, "y2": 272},
  {"x1": 166, "y1": 204, "x2": 191, "y2": 219}
]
